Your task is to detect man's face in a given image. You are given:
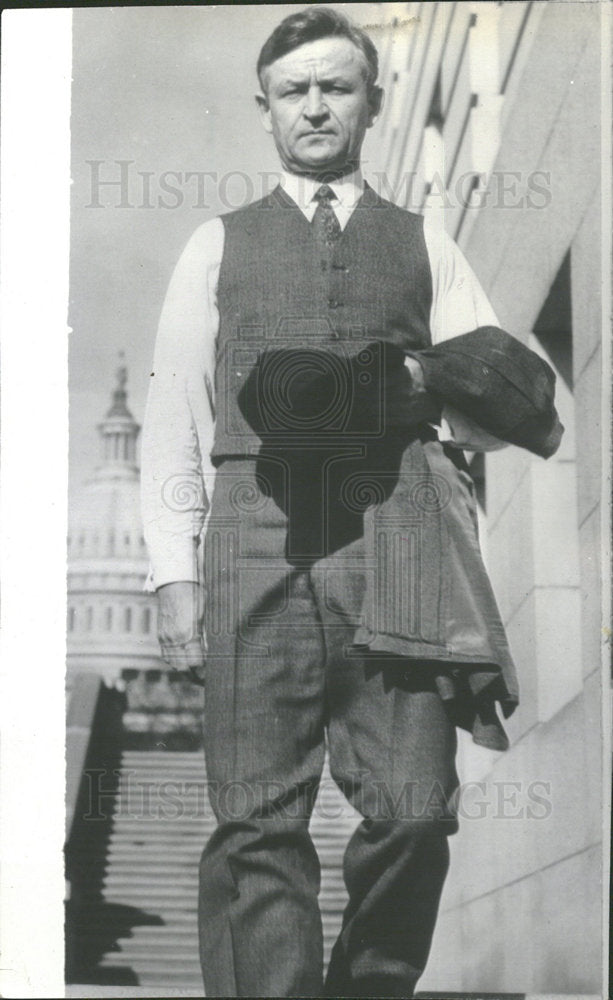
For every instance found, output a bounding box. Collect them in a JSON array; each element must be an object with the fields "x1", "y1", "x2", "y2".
[{"x1": 256, "y1": 36, "x2": 383, "y2": 176}]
